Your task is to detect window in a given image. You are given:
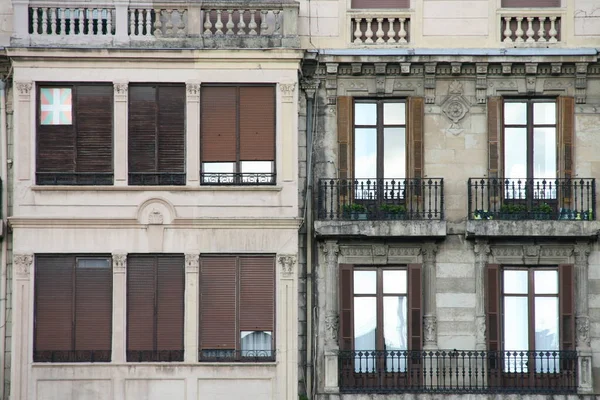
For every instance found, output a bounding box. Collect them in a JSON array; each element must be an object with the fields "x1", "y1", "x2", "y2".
[
  {"x1": 36, "y1": 84, "x2": 113, "y2": 185},
  {"x1": 127, "y1": 255, "x2": 184, "y2": 362},
  {"x1": 34, "y1": 255, "x2": 112, "y2": 362},
  {"x1": 200, "y1": 85, "x2": 276, "y2": 185},
  {"x1": 501, "y1": 0, "x2": 560, "y2": 7},
  {"x1": 351, "y1": 0, "x2": 409, "y2": 9},
  {"x1": 199, "y1": 255, "x2": 275, "y2": 361},
  {"x1": 128, "y1": 84, "x2": 186, "y2": 185}
]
